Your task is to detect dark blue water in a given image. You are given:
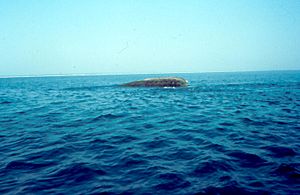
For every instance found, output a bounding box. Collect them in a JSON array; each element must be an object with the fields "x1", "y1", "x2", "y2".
[{"x1": 0, "y1": 71, "x2": 299, "y2": 194}]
